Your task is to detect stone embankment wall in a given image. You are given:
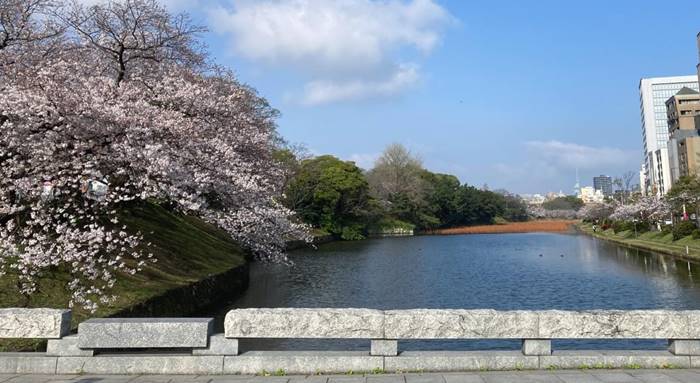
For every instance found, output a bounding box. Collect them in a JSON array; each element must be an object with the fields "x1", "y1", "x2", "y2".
[{"x1": 3, "y1": 308, "x2": 700, "y2": 374}]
